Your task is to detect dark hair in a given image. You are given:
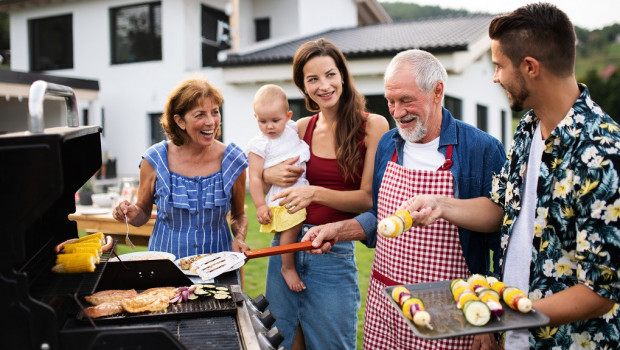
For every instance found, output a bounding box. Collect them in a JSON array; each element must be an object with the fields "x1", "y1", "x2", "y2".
[
  {"x1": 489, "y1": 2, "x2": 576, "y2": 77},
  {"x1": 160, "y1": 78, "x2": 223, "y2": 146},
  {"x1": 292, "y1": 38, "x2": 367, "y2": 180}
]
